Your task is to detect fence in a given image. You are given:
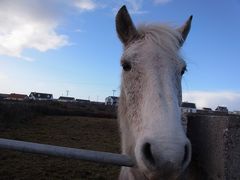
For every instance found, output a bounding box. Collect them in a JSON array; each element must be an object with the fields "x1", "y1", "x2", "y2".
[
  {"x1": 0, "y1": 138, "x2": 134, "y2": 167},
  {"x1": 1, "y1": 114, "x2": 240, "y2": 180}
]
